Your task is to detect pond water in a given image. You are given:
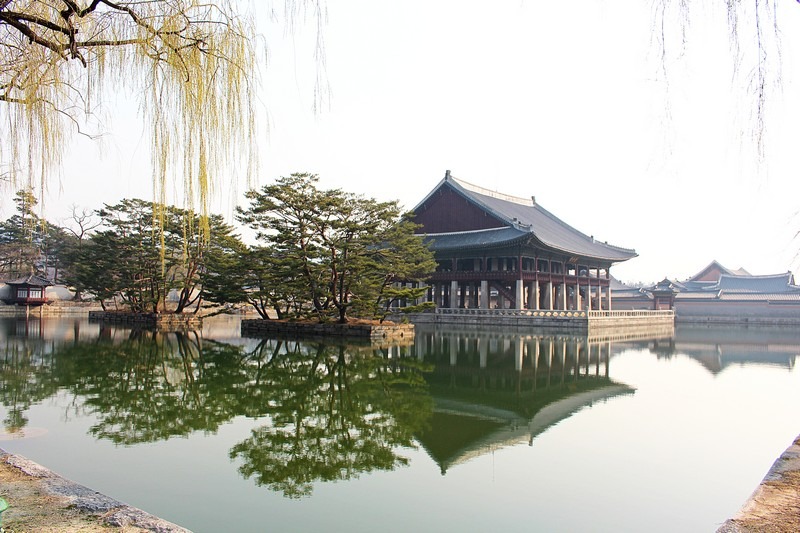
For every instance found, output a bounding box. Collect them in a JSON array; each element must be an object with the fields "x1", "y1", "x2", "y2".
[{"x1": 0, "y1": 316, "x2": 798, "y2": 533}]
